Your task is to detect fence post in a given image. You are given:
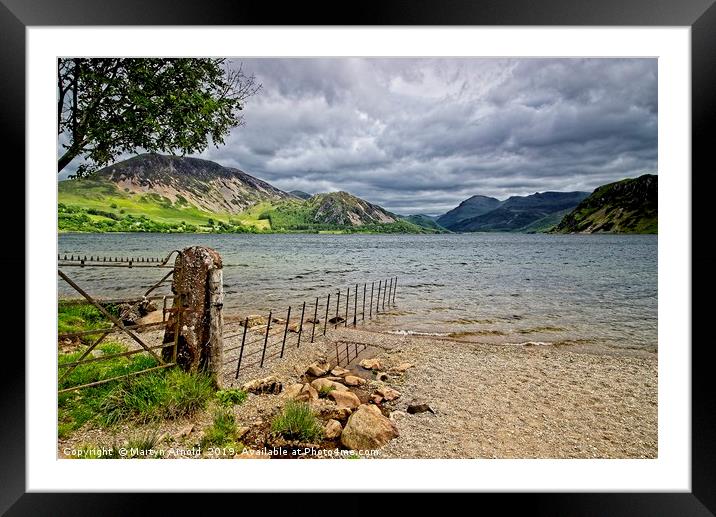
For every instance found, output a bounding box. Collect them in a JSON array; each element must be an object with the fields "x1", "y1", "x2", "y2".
[
  {"x1": 311, "y1": 297, "x2": 318, "y2": 343},
  {"x1": 234, "y1": 317, "x2": 248, "y2": 379},
  {"x1": 362, "y1": 283, "x2": 366, "y2": 321},
  {"x1": 335, "y1": 291, "x2": 341, "y2": 329},
  {"x1": 354, "y1": 283, "x2": 358, "y2": 326},
  {"x1": 324, "y1": 294, "x2": 330, "y2": 336},
  {"x1": 376, "y1": 280, "x2": 382, "y2": 314},
  {"x1": 393, "y1": 277, "x2": 398, "y2": 304},
  {"x1": 297, "y1": 301, "x2": 306, "y2": 348},
  {"x1": 370, "y1": 282, "x2": 374, "y2": 318},
  {"x1": 161, "y1": 246, "x2": 224, "y2": 387},
  {"x1": 280, "y1": 306, "x2": 291, "y2": 358},
  {"x1": 260, "y1": 310, "x2": 272, "y2": 368},
  {"x1": 386, "y1": 278, "x2": 392, "y2": 309},
  {"x1": 345, "y1": 287, "x2": 350, "y2": 327}
]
